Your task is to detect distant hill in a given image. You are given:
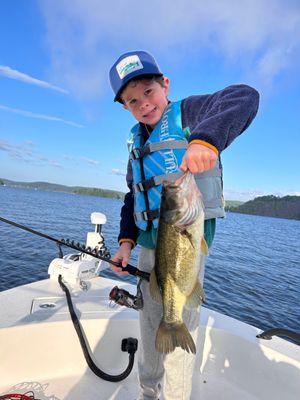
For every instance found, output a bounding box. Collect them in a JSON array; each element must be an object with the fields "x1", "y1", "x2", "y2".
[
  {"x1": 225, "y1": 200, "x2": 244, "y2": 210},
  {"x1": 228, "y1": 195, "x2": 300, "y2": 221},
  {"x1": 0, "y1": 178, "x2": 124, "y2": 200},
  {"x1": 2, "y1": 179, "x2": 299, "y2": 220}
]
